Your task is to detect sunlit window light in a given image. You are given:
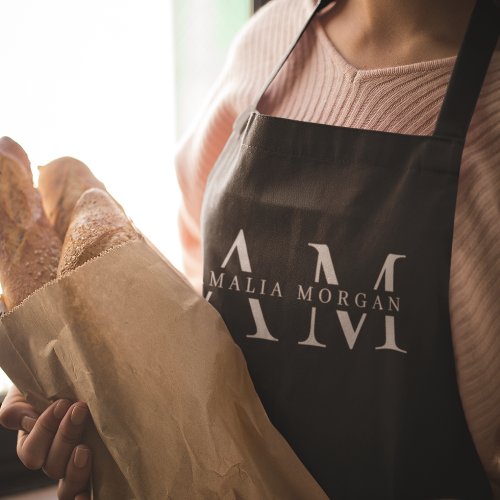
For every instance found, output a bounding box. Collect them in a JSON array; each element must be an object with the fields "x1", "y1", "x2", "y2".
[{"x1": 0, "y1": 0, "x2": 178, "y2": 393}]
